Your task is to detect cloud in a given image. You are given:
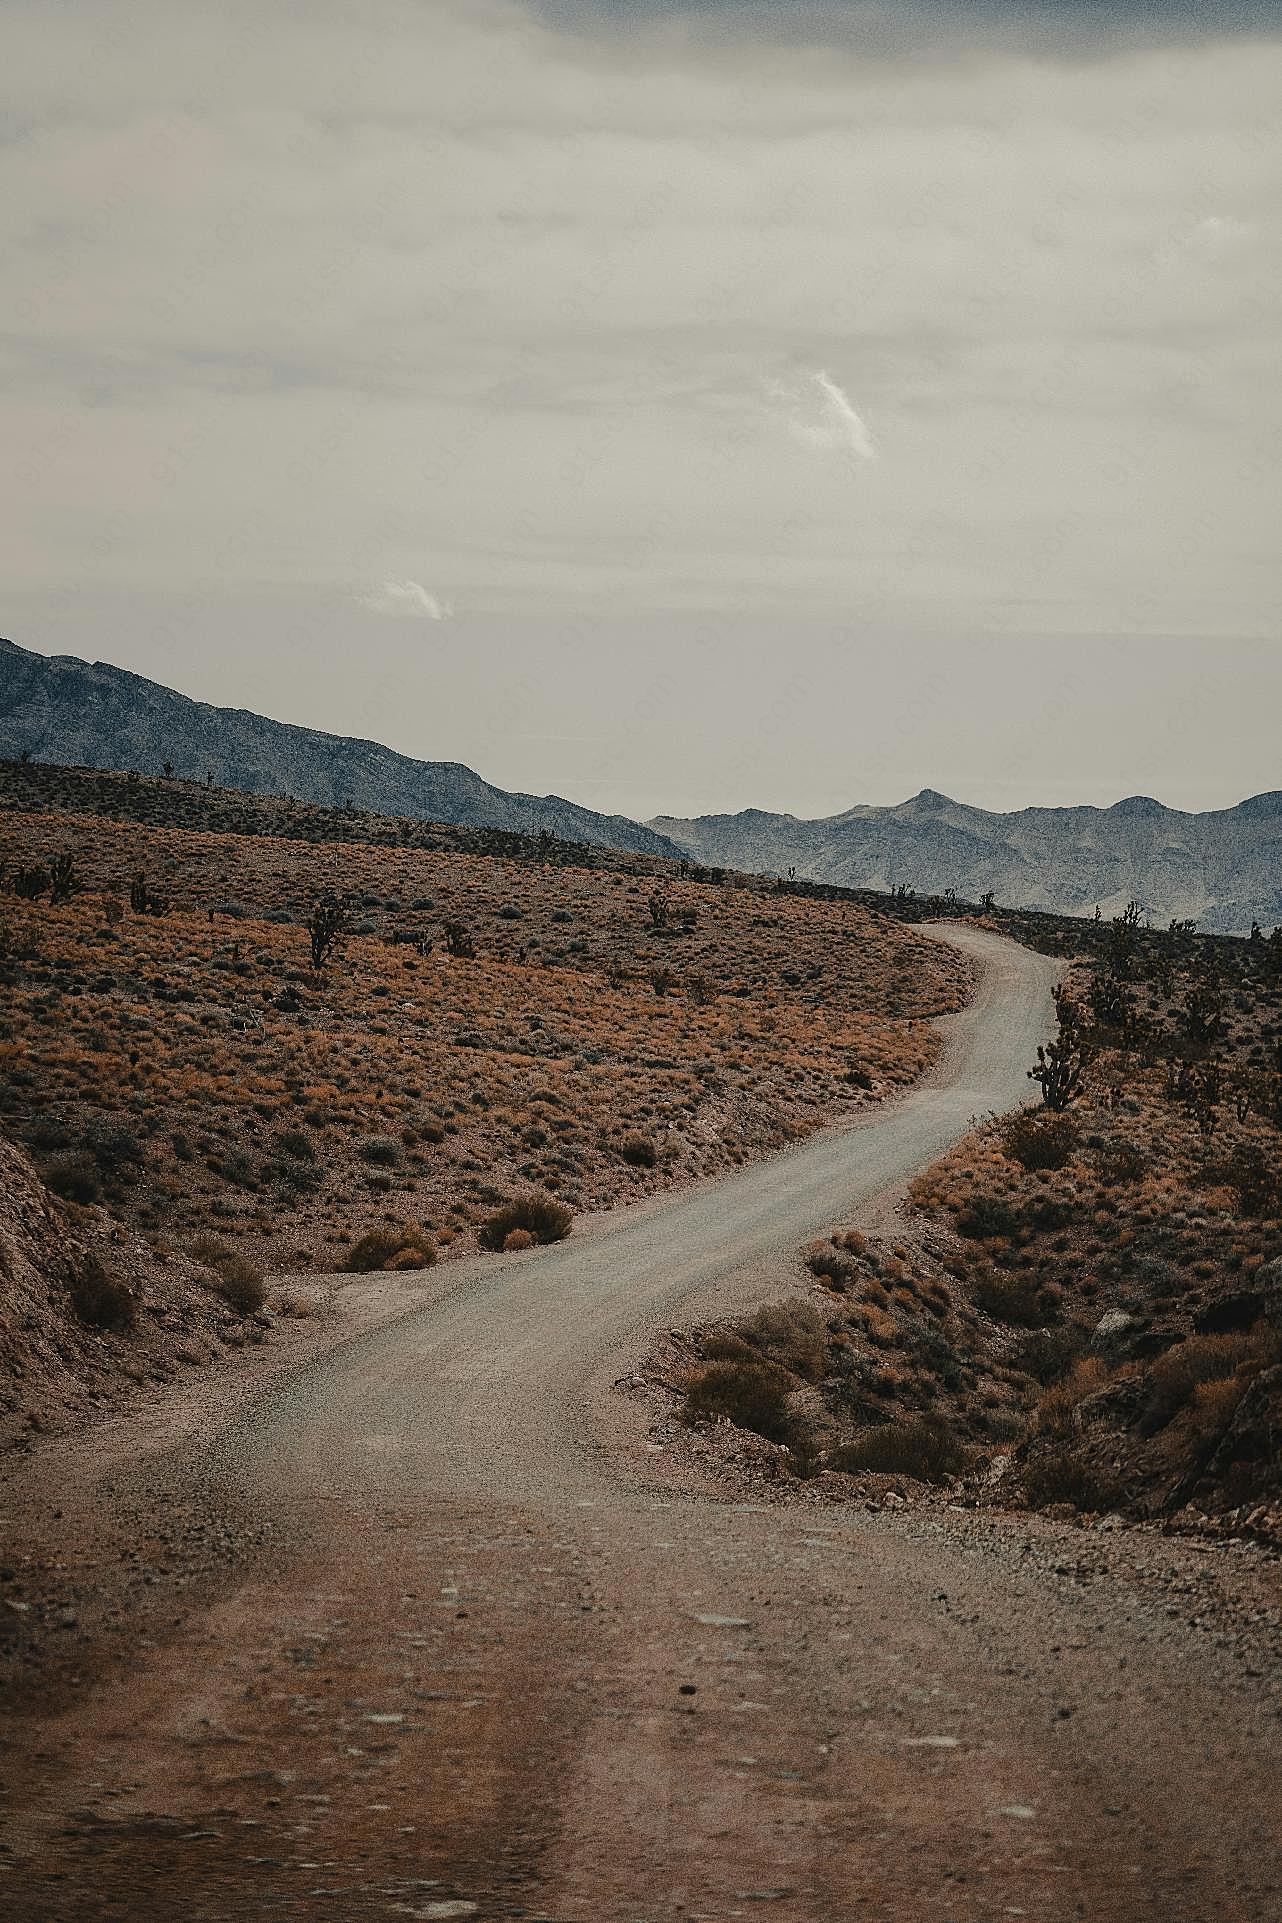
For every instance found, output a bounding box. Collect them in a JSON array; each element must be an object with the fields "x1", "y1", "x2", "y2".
[
  {"x1": 532, "y1": 1, "x2": 1282, "y2": 57},
  {"x1": 811, "y1": 370, "x2": 877, "y2": 461},
  {"x1": 770, "y1": 369, "x2": 876, "y2": 462},
  {"x1": 362, "y1": 579, "x2": 453, "y2": 621},
  {"x1": 2, "y1": 0, "x2": 1279, "y2": 660}
]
